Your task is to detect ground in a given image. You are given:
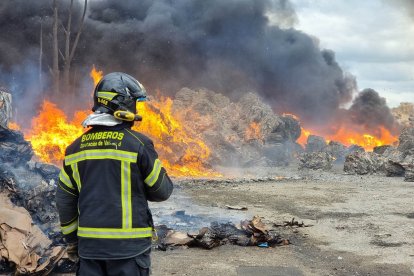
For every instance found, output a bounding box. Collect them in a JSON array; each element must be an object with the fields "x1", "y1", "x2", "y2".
[{"x1": 151, "y1": 165, "x2": 414, "y2": 276}]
